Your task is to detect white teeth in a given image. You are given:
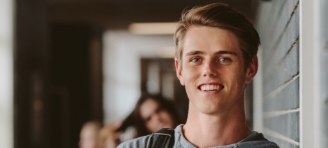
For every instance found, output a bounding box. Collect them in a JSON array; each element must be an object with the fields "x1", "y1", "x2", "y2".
[{"x1": 200, "y1": 85, "x2": 221, "y2": 91}]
